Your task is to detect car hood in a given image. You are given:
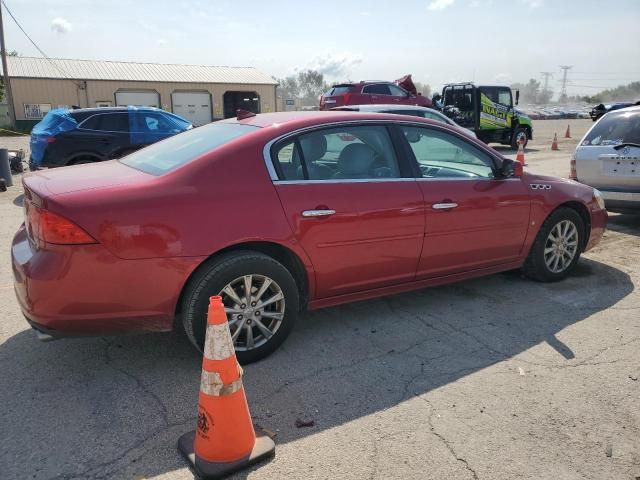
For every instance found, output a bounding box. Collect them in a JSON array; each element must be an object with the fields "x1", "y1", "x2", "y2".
[
  {"x1": 24, "y1": 160, "x2": 151, "y2": 197},
  {"x1": 395, "y1": 74, "x2": 417, "y2": 95}
]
